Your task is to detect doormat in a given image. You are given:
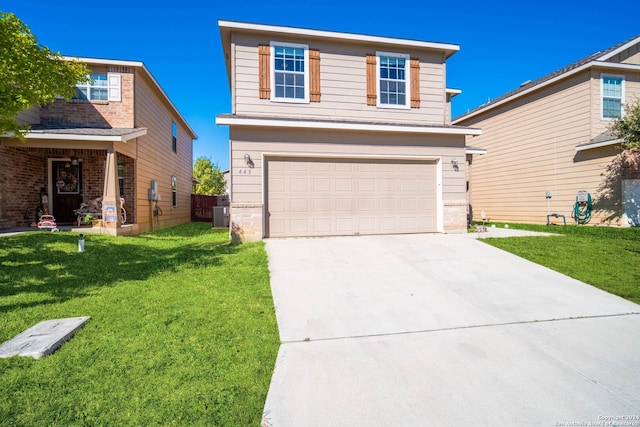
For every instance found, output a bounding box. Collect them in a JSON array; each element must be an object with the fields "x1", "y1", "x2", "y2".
[{"x1": 0, "y1": 316, "x2": 90, "y2": 359}]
